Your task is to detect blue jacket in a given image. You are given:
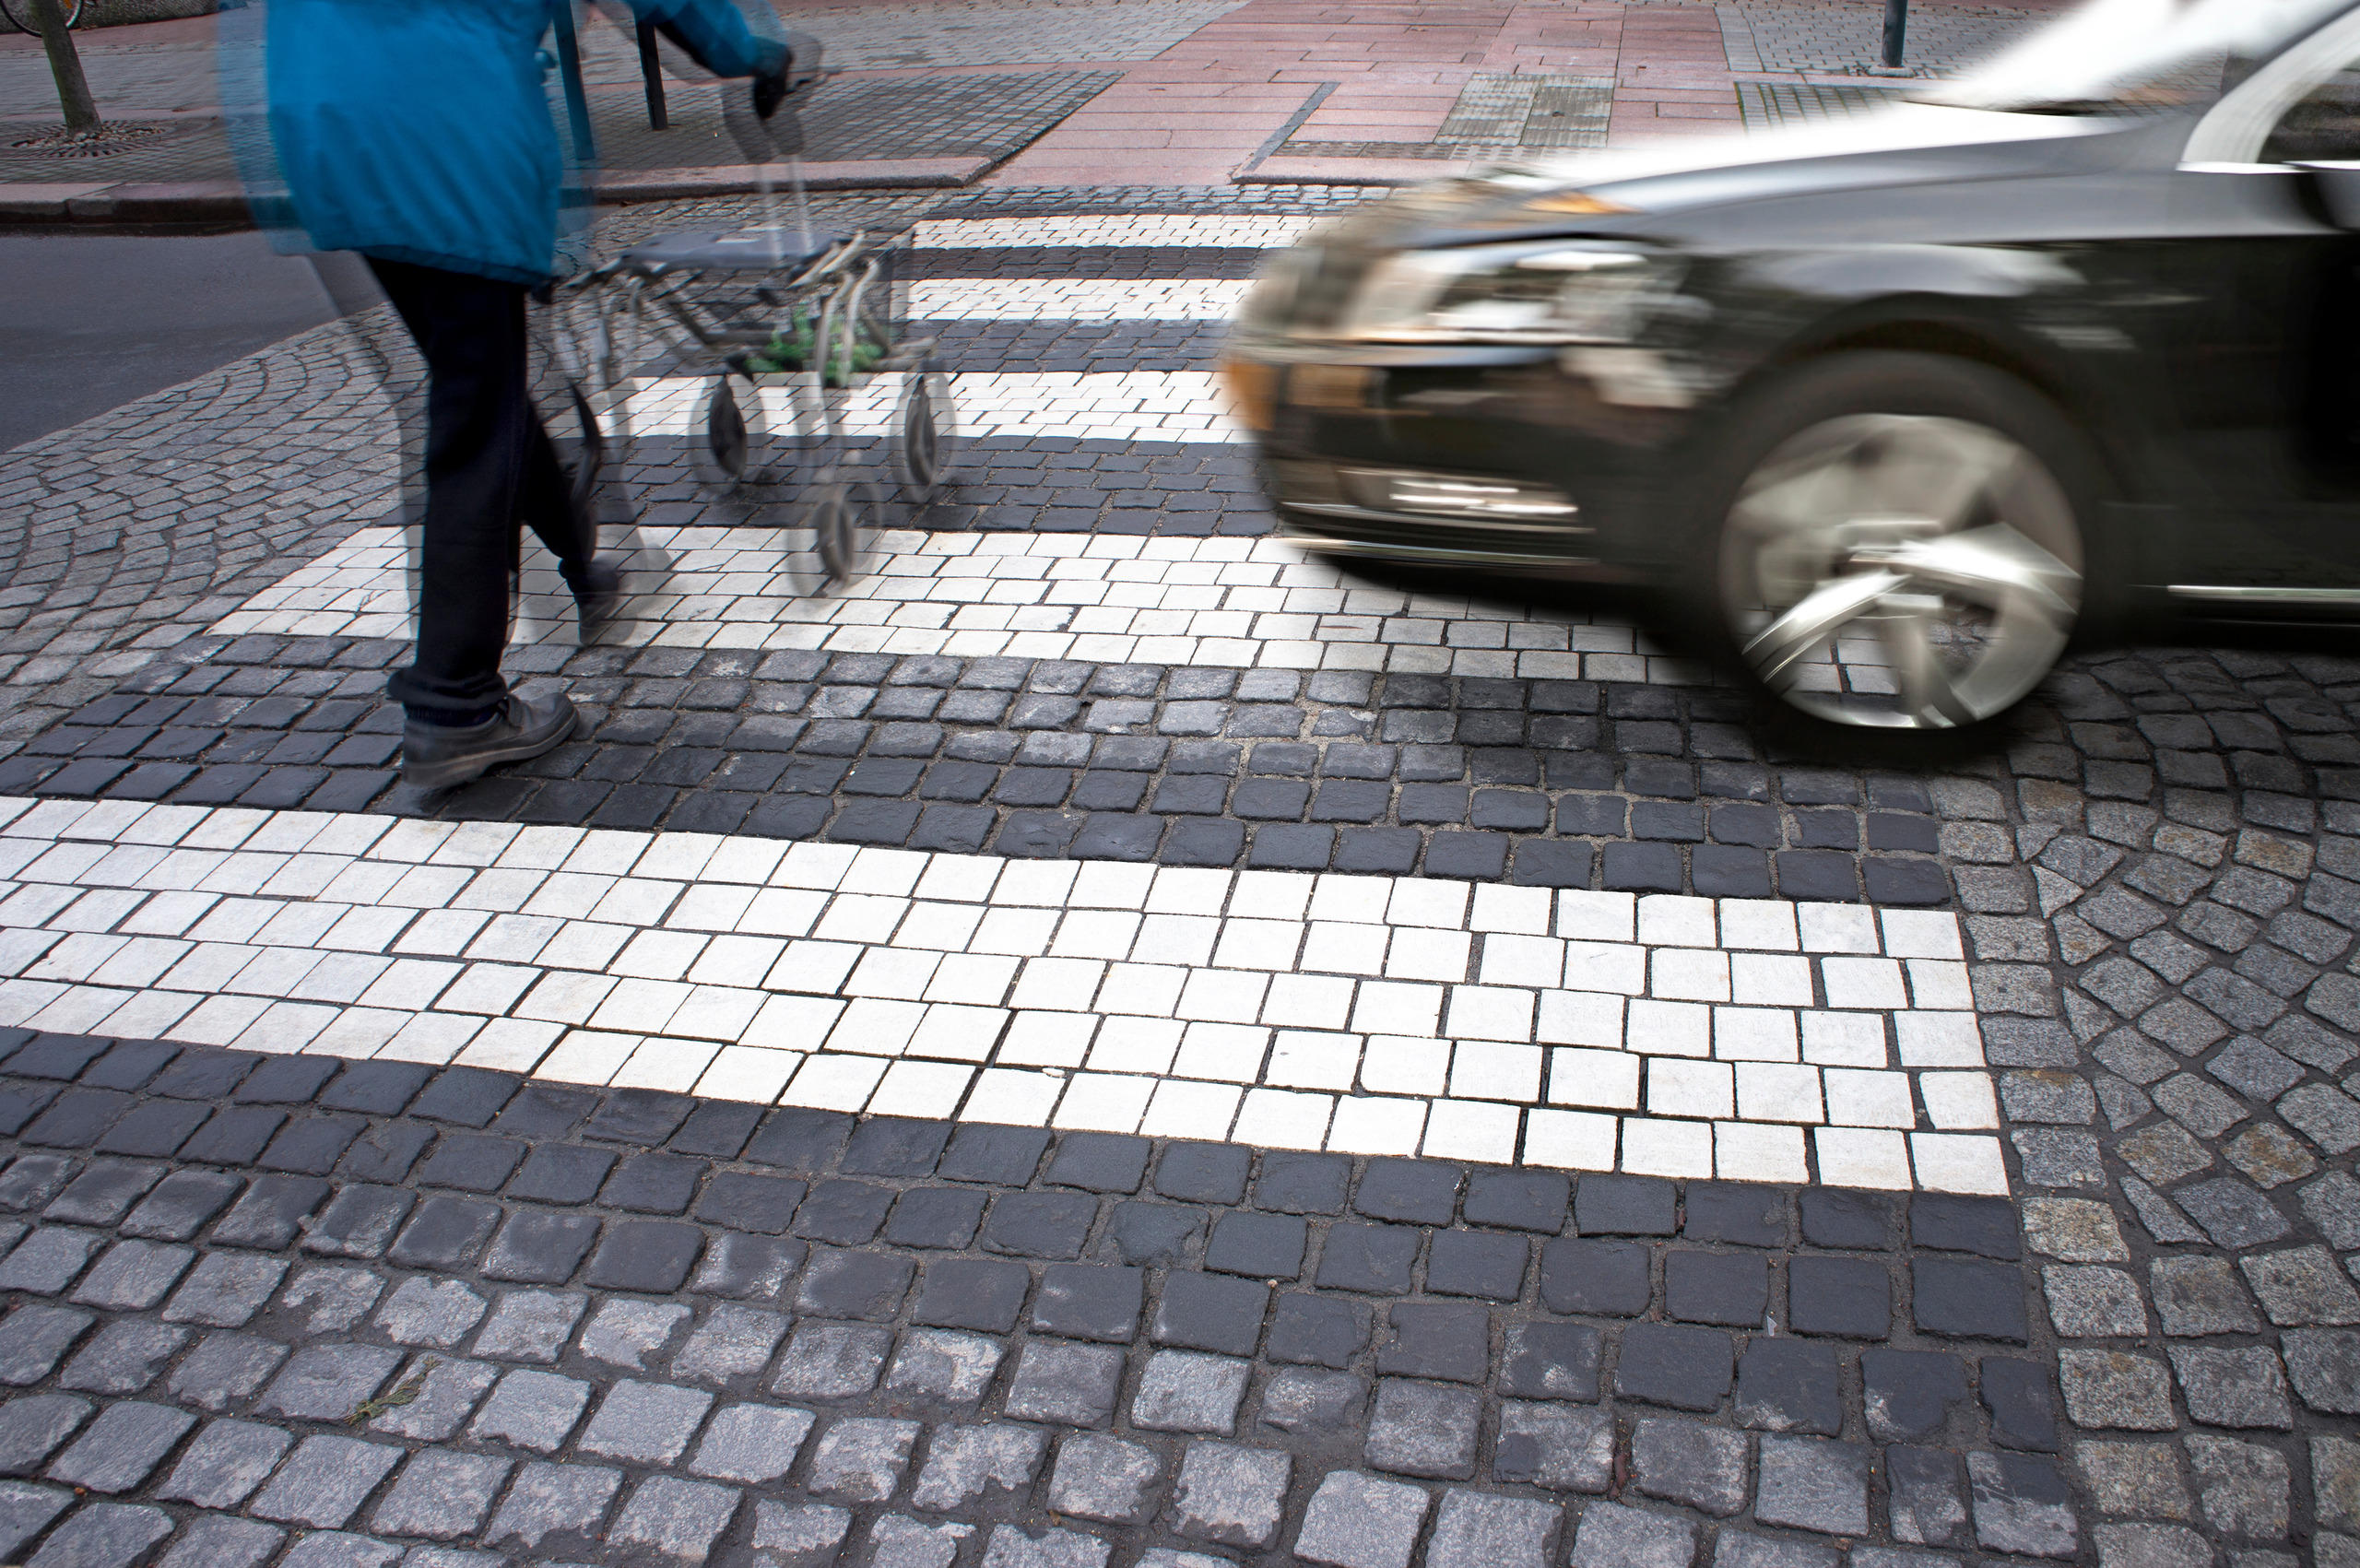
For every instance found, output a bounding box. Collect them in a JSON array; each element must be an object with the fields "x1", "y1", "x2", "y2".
[{"x1": 262, "y1": 0, "x2": 780, "y2": 284}]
